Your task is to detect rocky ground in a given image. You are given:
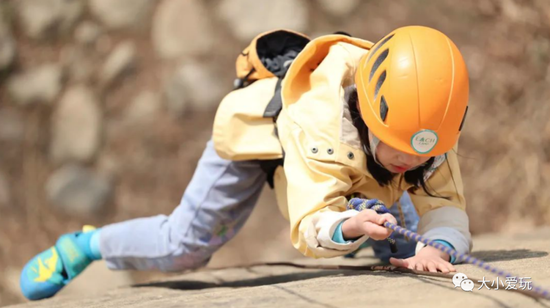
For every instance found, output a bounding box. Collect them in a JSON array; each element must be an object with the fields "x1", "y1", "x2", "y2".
[{"x1": 8, "y1": 228, "x2": 550, "y2": 308}]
